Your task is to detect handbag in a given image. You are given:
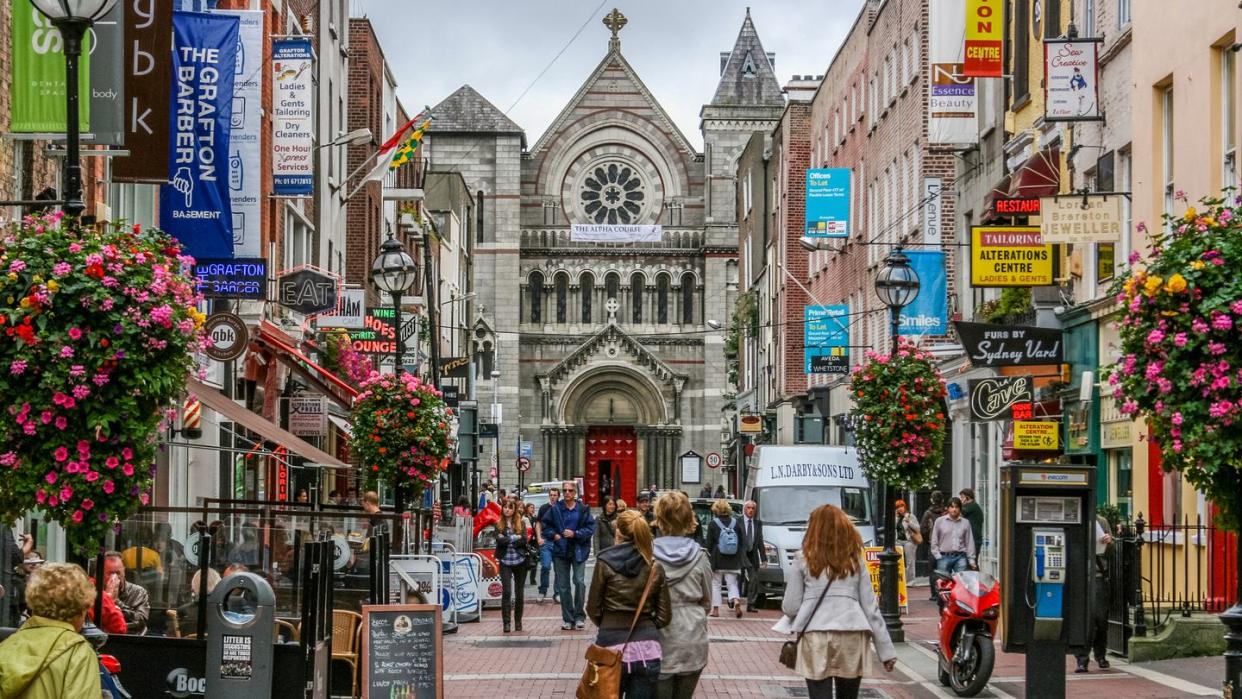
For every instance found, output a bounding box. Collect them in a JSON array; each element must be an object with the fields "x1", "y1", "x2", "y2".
[
  {"x1": 907, "y1": 516, "x2": 924, "y2": 545},
  {"x1": 576, "y1": 562, "x2": 660, "y2": 699},
  {"x1": 778, "y1": 575, "x2": 833, "y2": 670}
]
